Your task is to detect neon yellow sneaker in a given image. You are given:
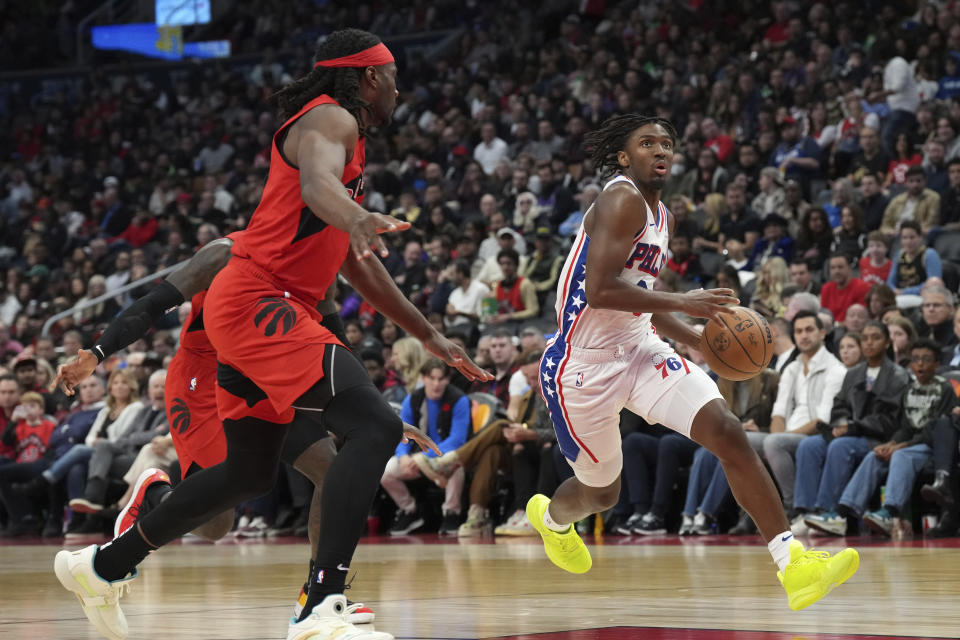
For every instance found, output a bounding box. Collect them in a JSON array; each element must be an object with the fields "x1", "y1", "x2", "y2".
[
  {"x1": 525, "y1": 494, "x2": 592, "y2": 574},
  {"x1": 777, "y1": 540, "x2": 859, "y2": 610}
]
